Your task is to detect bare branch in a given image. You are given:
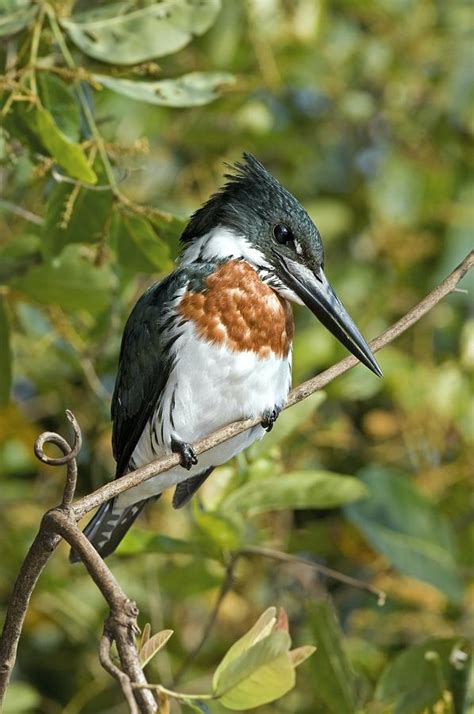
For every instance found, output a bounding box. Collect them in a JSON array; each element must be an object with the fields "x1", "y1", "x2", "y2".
[
  {"x1": 73, "y1": 250, "x2": 473, "y2": 520},
  {"x1": 0, "y1": 419, "x2": 158, "y2": 713},
  {"x1": 0, "y1": 417, "x2": 80, "y2": 702},
  {"x1": 240, "y1": 545, "x2": 386, "y2": 605}
]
